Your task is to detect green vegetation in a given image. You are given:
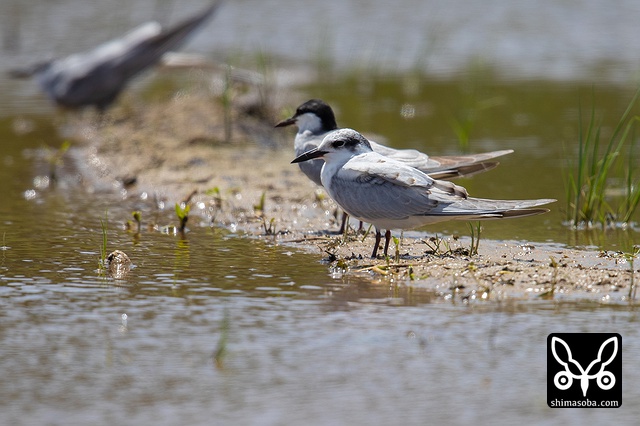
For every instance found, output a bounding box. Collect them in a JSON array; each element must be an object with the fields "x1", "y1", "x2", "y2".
[
  {"x1": 468, "y1": 222, "x2": 482, "y2": 256},
  {"x1": 360, "y1": 224, "x2": 373, "y2": 243},
  {"x1": 254, "y1": 191, "x2": 266, "y2": 213},
  {"x1": 253, "y1": 191, "x2": 277, "y2": 235},
  {"x1": 565, "y1": 90, "x2": 640, "y2": 228},
  {"x1": 175, "y1": 202, "x2": 190, "y2": 233},
  {"x1": 132, "y1": 211, "x2": 142, "y2": 233},
  {"x1": 423, "y1": 234, "x2": 452, "y2": 256},
  {"x1": 408, "y1": 265, "x2": 416, "y2": 281},
  {"x1": 392, "y1": 236, "x2": 401, "y2": 263},
  {"x1": 262, "y1": 217, "x2": 277, "y2": 235}
]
